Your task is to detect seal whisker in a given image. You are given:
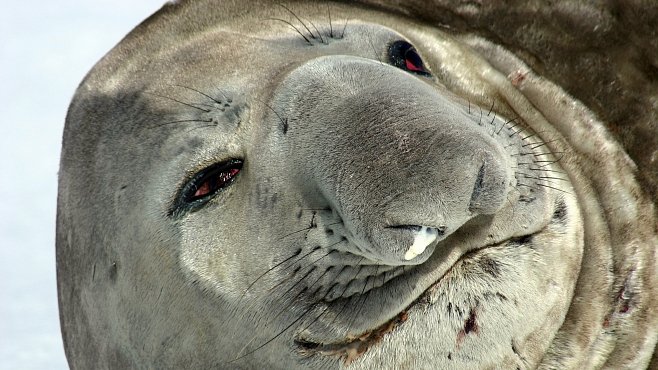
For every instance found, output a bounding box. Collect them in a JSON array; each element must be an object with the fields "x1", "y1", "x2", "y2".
[
  {"x1": 346, "y1": 268, "x2": 377, "y2": 331},
  {"x1": 267, "y1": 258, "x2": 336, "y2": 324},
  {"x1": 240, "y1": 248, "x2": 303, "y2": 298},
  {"x1": 234, "y1": 286, "x2": 311, "y2": 360},
  {"x1": 278, "y1": 4, "x2": 316, "y2": 40},
  {"x1": 497, "y1": 117, "x2": 519, "y2": 135},
  {"x1": 326, "y1": 260, "x2": 364, "y2": 328},
  {"x1": 230, "y1": 303, "x2": 318, "y2": 363},
  {"x1": 171, "y1": 84, "x2": 225, "y2": 105},
  {"x1": 143, "y1": 91, "x2": 211, "y2": 113},
  {"x1": 340, "y1": 19, "x2": 348, "y2": 39},
  {"x1": 266, "y1": 18, "x2": 312, "y2": 45},
  {"x1": 252, "y1": 96, "x2": 289, "y2": 133},
  {"x1": 277, "y1": 226, "x2": 315, "y2": 240},
  {"x1": 366, "y1": 33, "x2": 383, "y2": 65},
  {"x1": 304, "y1": 17, "x2": 325, "y2": 44},
  {"x1": 151, "y1": 118, "x2": 214, "y2": 128},
  {"x1": 297, "y1": 284, "x2": 341, "y2": 334},
  {"x1": 231, "y1": 254, "x2": 316, "y2": 327},
  {"x1": 327, "y1": 5, "x2": 333, "y2": 38},
  {"x1": 184, "y1": 124, "x2": 217, "y2": 134}
]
